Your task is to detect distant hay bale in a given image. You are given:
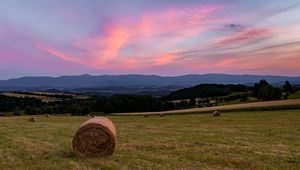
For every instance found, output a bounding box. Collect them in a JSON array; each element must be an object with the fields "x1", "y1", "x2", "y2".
[
  {"x1": 29, "y1": 117, "x2": 37, "y2": 122},
  {"x1": 213, "y1": 111, "x2": 221, "y2": 117},
  {"x1": 159, "y1": 113, "x2": 165, "y2": 117},
  {"x1": 44, "y1": 114, "x2": 50, "y2": 117},
  {"x1": 72, "y1": 117, "x2": 116, "y2": 158}
]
